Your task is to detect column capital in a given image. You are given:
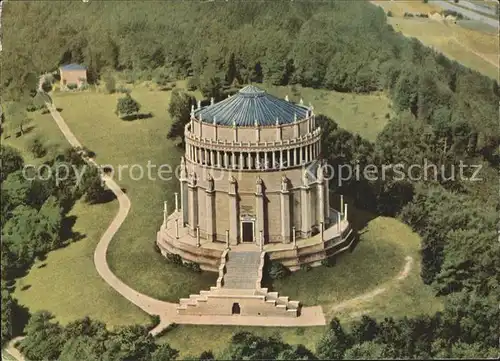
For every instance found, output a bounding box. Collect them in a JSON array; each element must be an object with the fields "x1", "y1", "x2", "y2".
[{"x1": 188, "y1": 171, "x2": 197, "y2": 187}]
